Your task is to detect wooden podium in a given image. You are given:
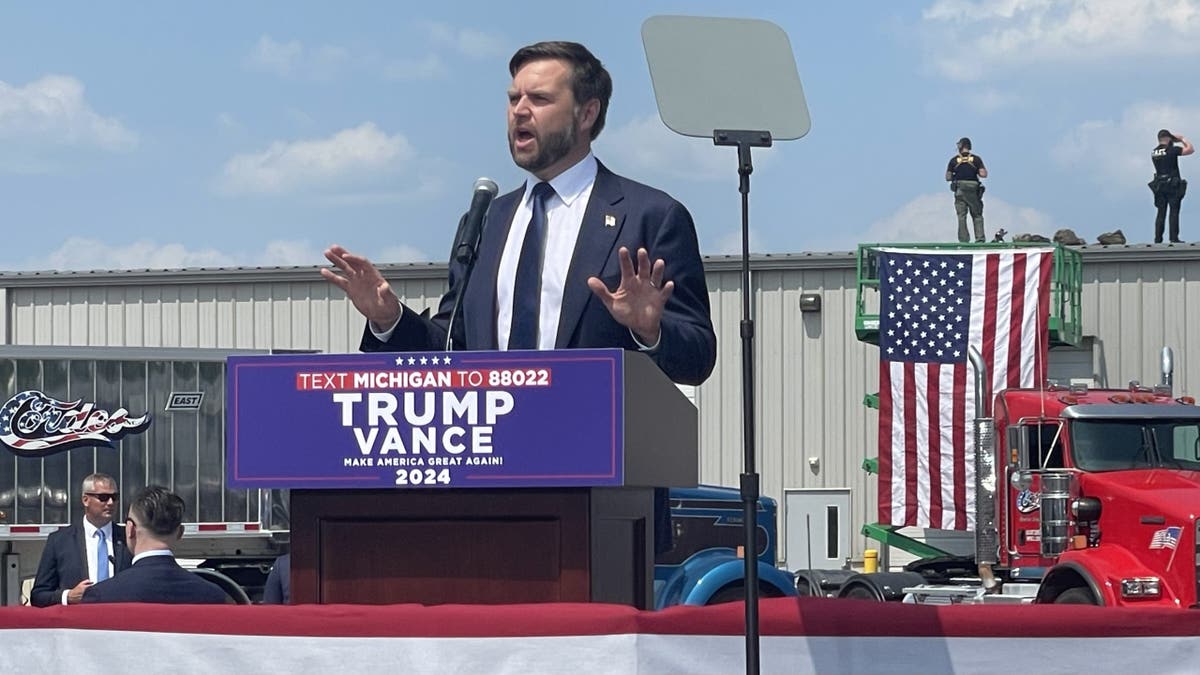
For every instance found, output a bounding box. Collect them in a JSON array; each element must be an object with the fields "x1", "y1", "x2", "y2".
[{"x1": 227, "y1": 349, "x2": 696, "y2": 610}]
